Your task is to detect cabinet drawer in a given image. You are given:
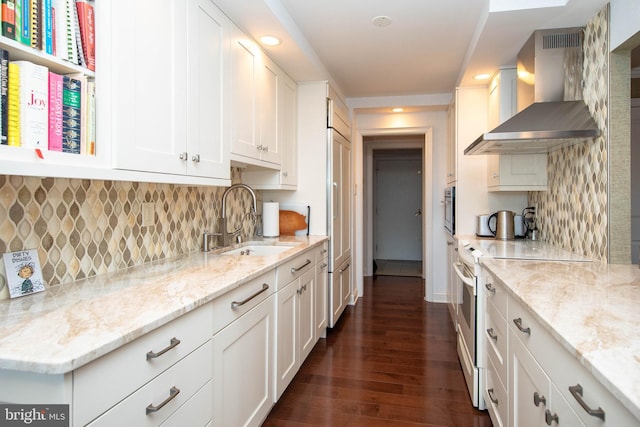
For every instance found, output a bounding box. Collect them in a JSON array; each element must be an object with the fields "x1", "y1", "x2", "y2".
[
  {"x1": 276, "y1": 252, "x2": 315, "y2": 291},
  {"x1": 485, "y1": 302, "x2": 508, "y2": 386},
  {"x1": 483, "y1": 270, "x2": 507, "y2": 316},
  {"x1": 212, "y1": 269, "x2": 275, "y2": 334},
  {"x1": 87, "y1": 341, "x2": 212, "y2": 427},
  {"x1": 74, "y1": 303, "x2": 213, "y2": 426},
  {"x1": 485, "y1": 358, "x2": 508, "y2": 427},
  {"x1": 160, "y1": 379, "x2": 212, "y2": 427}
]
